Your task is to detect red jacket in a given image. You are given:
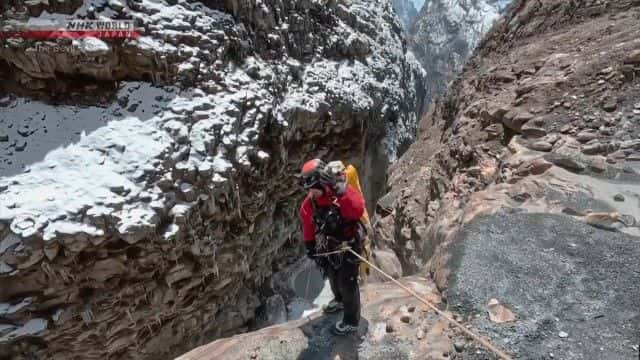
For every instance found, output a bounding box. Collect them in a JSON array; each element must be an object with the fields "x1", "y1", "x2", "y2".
[{"x1": 299, "y1": 185, "x2": 365, "y2": 243}]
